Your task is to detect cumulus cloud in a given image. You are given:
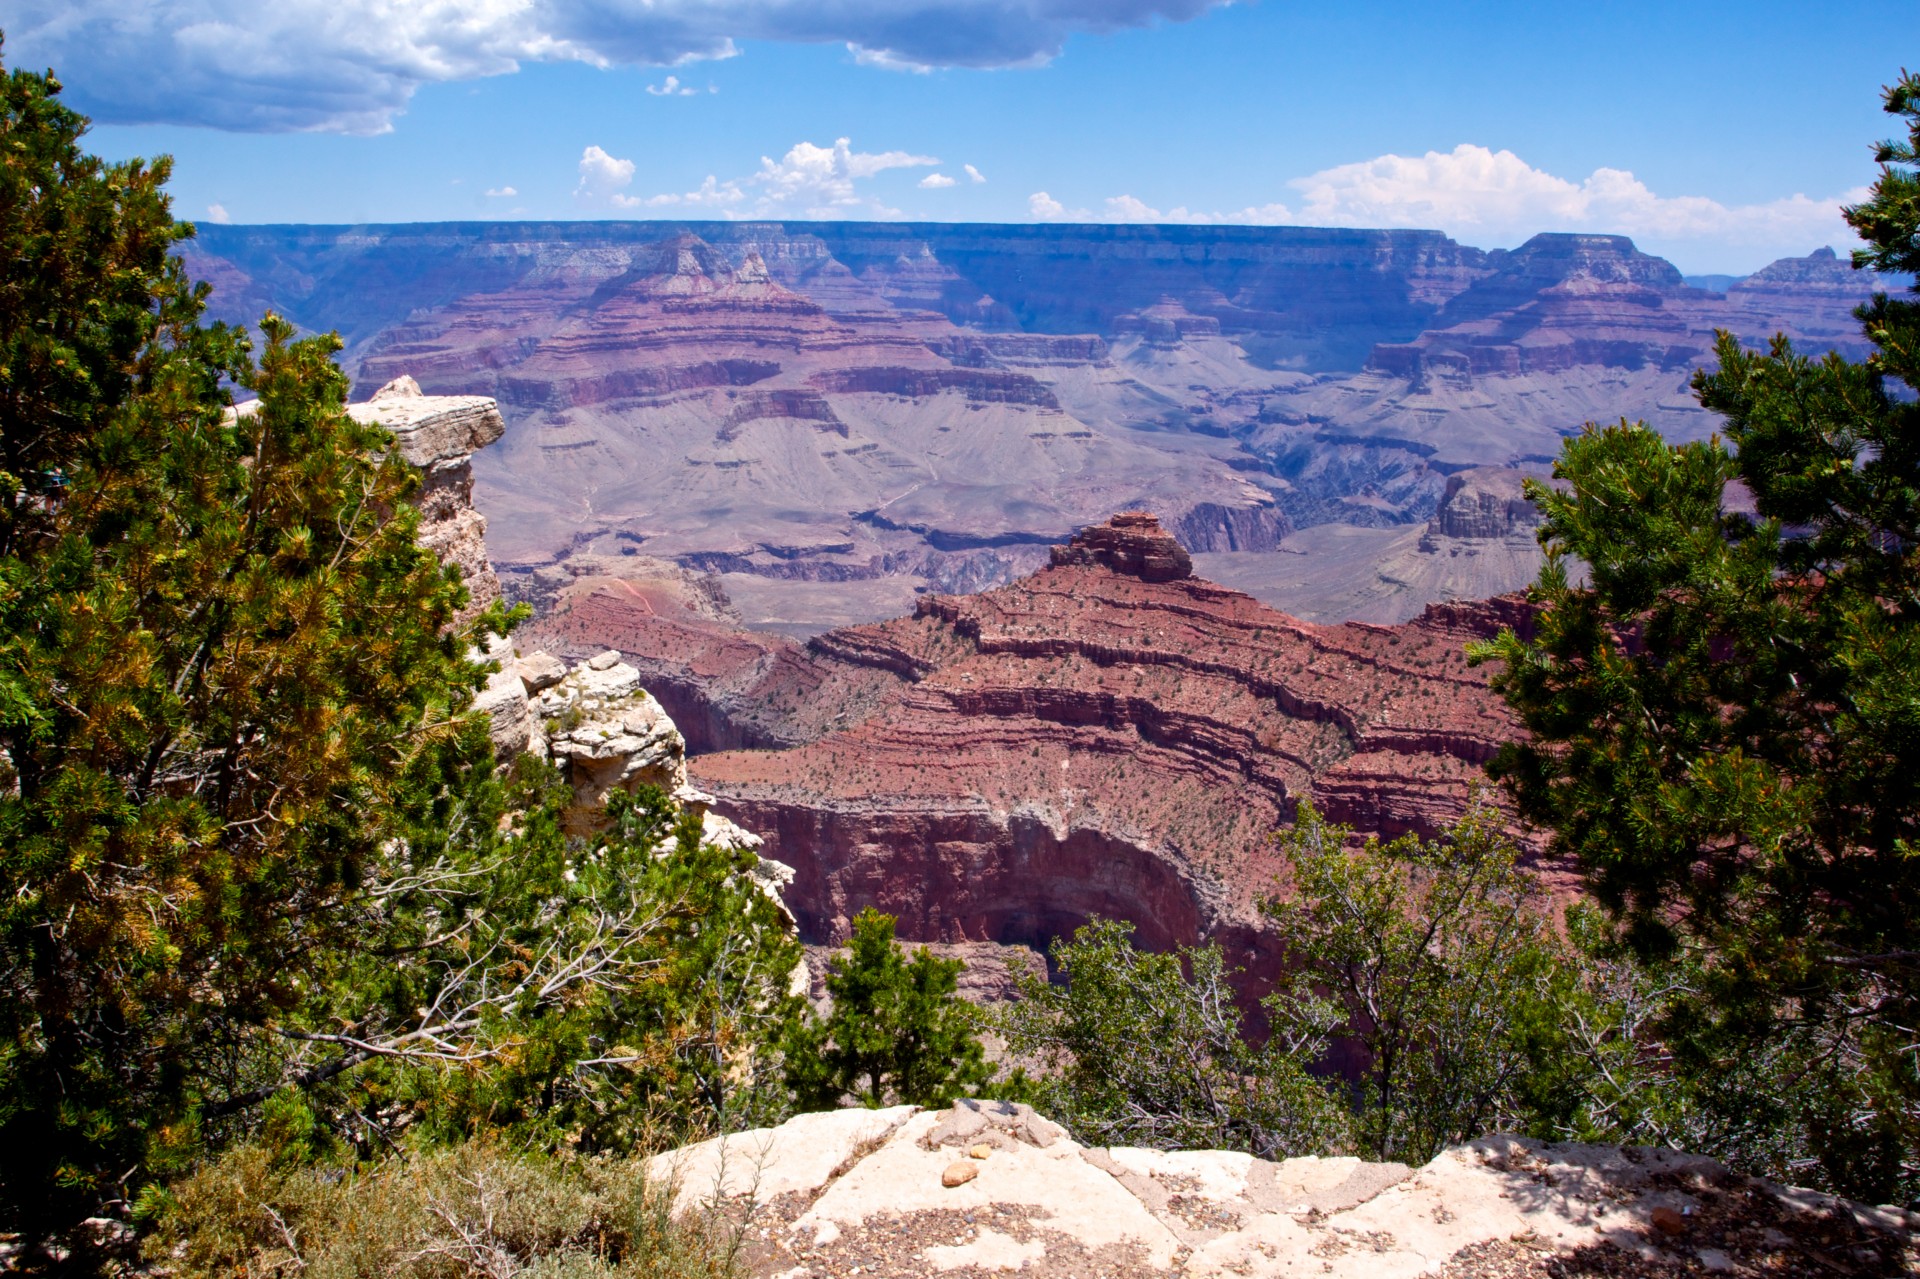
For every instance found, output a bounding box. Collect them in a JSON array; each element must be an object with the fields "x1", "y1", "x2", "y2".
[
  {"x1": 749, "y1": 137, "x2": 937, "y2": 215},
  {"x1": 636, "y1": 175, "x2": 748, "y2": 209},
  {"x1": 623, "y1": 137, "x2": 936, "y2": 218},
  {"x1": 646, "y1": 74, "x2": 701, "y2": 96},
  {"x1": 205, "y1": 202, "x2": 232, "y2": 224},
  {"x1": 1031, "y1": 145, "x2": 1862, "y2": 269},
  {"x1": 965, "y1": 164, "x2": 987, "y2": 184},
  {"x1": 574, "y1": 144, "x2": 638, "y2": 204},
  {"x1": 919, "y1": 173, "x2": 957, "y2": 189},
  {"x1": 1279, "y1": 145, "x2": 1859, "y2": 257},
  {"x1": 7, "y1": 0, "x2": 1233, "y2": 133},
  {"x1": 1029, "y1": 191, "x2": 1088, "y2": 220},
  {"x1": 485, "y1": 185, "x2": 518, "y2": 197}
]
